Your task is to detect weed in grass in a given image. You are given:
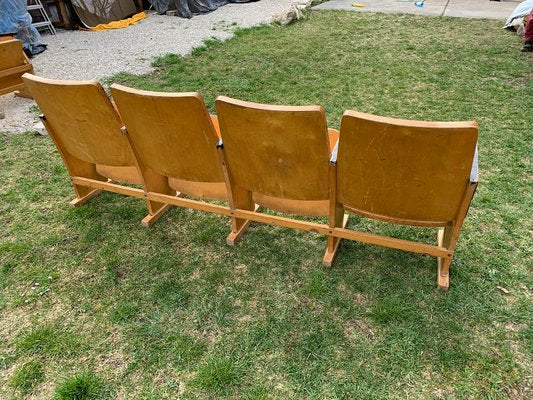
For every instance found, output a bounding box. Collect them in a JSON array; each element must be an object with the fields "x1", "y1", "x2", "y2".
[
  {"x1": 104, "y1": 262, "x2": 127, "y2": 284},
  {"x1": 54, "y1": 371, "x2": 110, "y2": 400},
  {"x1": 302, "y1": 270, "x2": 335, "y2": 299},
  {"x1": 151, "y1": 53, "x2": 182, "y2": 67},
  {"x1": 170, "y1": 333, "x2": 207, "y2": 367},
  {"x1": 366, "y1": 298, "x2": 417, "y2": 324},
  {"x1": 194, "y1": 356, "x2": 242, "y2": 393},
  {"x1": 190, "y1": 38, "x2": 223, "y2": 57},
  {"x1": 125, "y1": 320, "x2": 207, "y2": 372},
  {"x1": 9, "y1": 360, "x2": 44, "y2": 394}
]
